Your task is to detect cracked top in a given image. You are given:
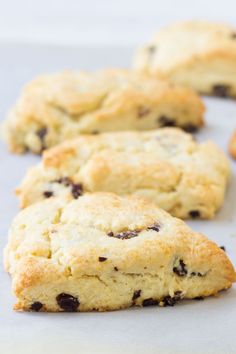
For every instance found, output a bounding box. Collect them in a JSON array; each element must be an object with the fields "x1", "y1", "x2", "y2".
[
  {"x1": 17, "y1": 128, "x2": 230, "y2": 219},
  {"x1": 4, "y1": 193, "x2": 236, "y2": 297},
  {"x1": 1, "y1": 68, "x2": 204, "y2": 153}
]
